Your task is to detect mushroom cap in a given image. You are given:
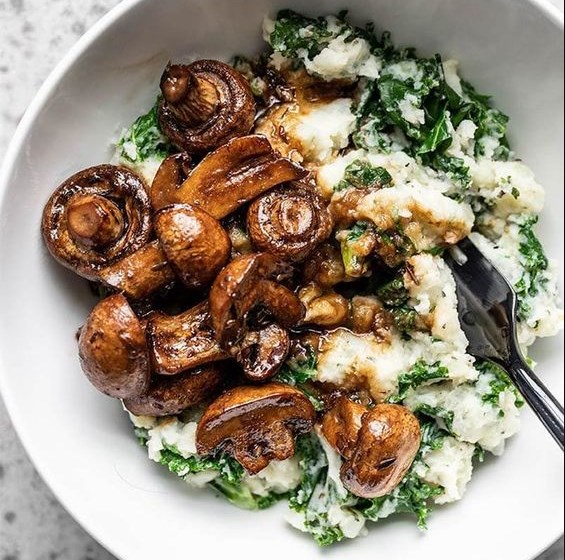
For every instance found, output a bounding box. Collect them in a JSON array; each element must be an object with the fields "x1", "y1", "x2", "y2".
[
  {"x1": 123, "y1": 364, "x2": 225, "y2": 417},
  {"x1": 247, "y1": 183, "x2": 333, "y2": 262},
  {"x1": 196, "y1": 383, "x2": 316, "y2": 474},
  {"x1": 150, "y1": 153, "x2": 192, "y2": 211},
  {"x1": 154, "y1": 204, "x2": 231, "y2": 289},
  {"x1": 78, "y1": 294, "x2": 150, "y2": 399},
  {"x1": 42, "y1": 165, "x2": 152, "y2": 280},
  {"x1": 147, "y1": 301, "x2": 229, "y2": 376},
  {"x1": 209, "y1": 252, "x2": 304, "y2": 347},
  {"x1": 321, "y1": 396, "x2": 367, "y2": 458},
  {"x1": 151, "y1": 135, "x2": 307, "y2": 217},
  {"x1": 339, "y1": 403, "x2": 422, "y2": 499},
  {"x1": 158, "y1": 60, "x2": 256, "y2": 153}
]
